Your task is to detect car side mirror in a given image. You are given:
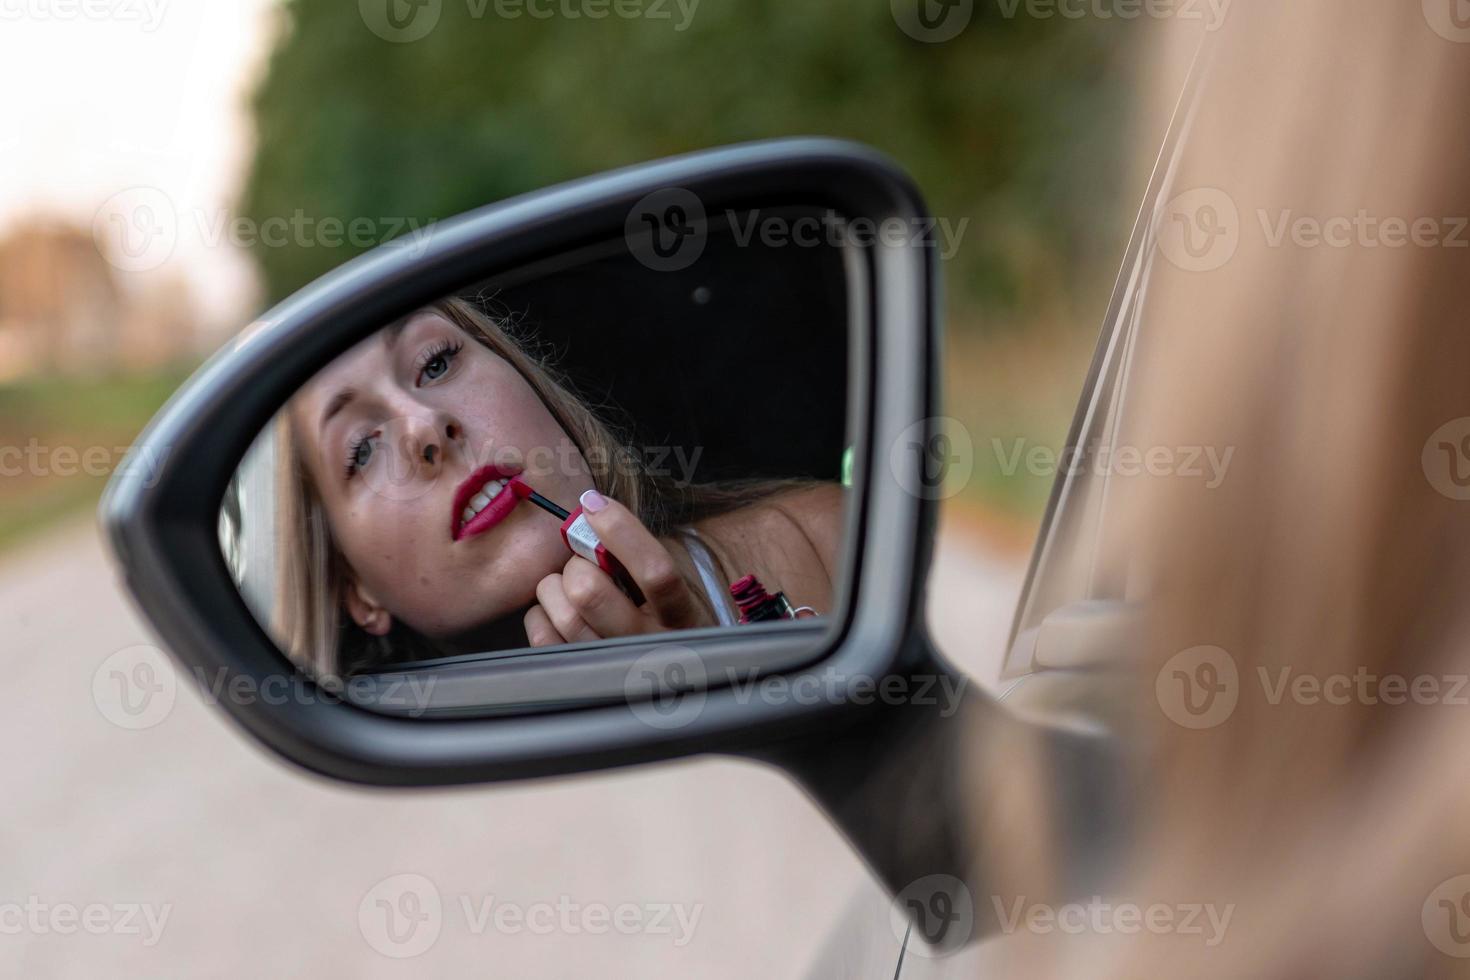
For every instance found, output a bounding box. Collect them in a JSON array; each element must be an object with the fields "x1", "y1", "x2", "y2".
[{"x1": 102, "y1": 138, "x2": 941, "y2": 785}]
